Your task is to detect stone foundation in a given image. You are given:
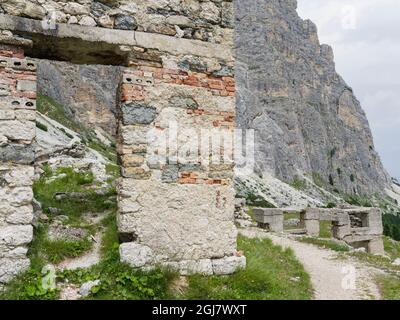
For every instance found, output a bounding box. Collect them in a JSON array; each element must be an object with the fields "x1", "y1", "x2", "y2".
[{"x1": 0, "y1": 45, "x2": 36, "y2": 283}]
